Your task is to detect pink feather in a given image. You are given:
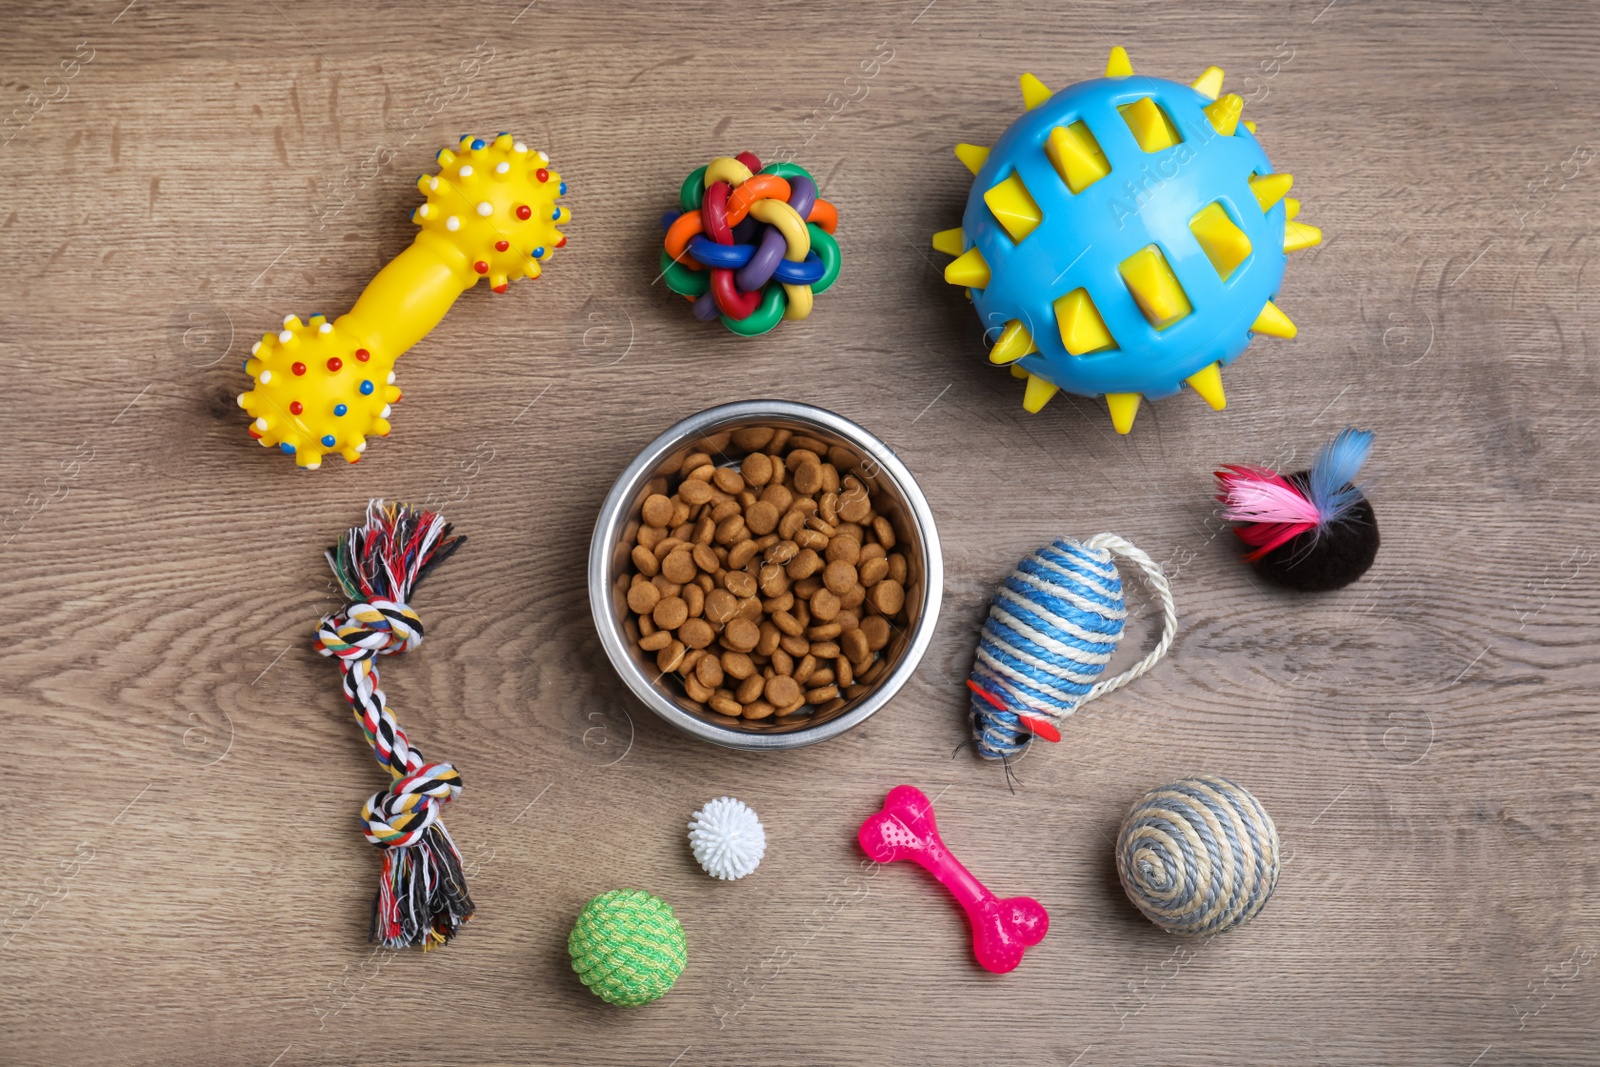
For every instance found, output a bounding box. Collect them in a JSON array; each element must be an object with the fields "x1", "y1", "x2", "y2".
[{"x1": 1215, "y1": 465, "x2": 1320, "y2": 560}]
